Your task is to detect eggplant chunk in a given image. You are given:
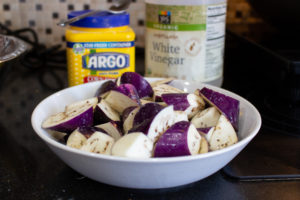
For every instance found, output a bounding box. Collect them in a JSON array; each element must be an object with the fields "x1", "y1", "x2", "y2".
[
  {"x1": 154, "y1": 121, "x2": 201, "y2": 157},
  {"x1": 96, "y1": 121, "x2": 123, "y2": 140},
  {"x1": 122, "y1": 107, "x2": 140, "y2": 134},
  {"x1": 111, "y1": 132, "x2": 153, "y2": 158},
  {"x1": 150, "y1": 77, "x2": 174, "y2": 88},
  {"x1": 42, "y1": 101, "x2": 94, "y2": 133},
  {"x1": 130, "y1": 105, "x2": 182, "y2": 142},
  {"x1": 199, "y1": 135, "x2": 209, "y2": 154},
  {"x1": 152, "y1": 84, "x2": 184, "y2": 102},
  {"x1": 104, "y1": 90, "x2": 139, "y2": 114},
  {"x1": 191, "y1": 107, "x2": 220, "y2": 128},
  {"x1": 113, "y1": 83, "x2": 141, "y2": 104},
  {"x1": 94, "y1": 80, "x2": 117, "y2": 97},
  {"x1": 66, "y1": 126, "x2": 105, "y2": 149},
  {"x1": 161, "y1": 93, "x2": 205, "y2": 119},
  {"x1": 64, "y1": 97, "x2": 98, "y2": 114},
  {"x1": 120, "y1": 72, "x2": 154, "y2": 99},
  {"x1": 197, "y1": 127, "x2": 215, "y2": 142},
  {"x1": 199, "y1": 87, "x2": 240, "y2": 131},
  {"x1": 209, "y1": 115, "x2": 238, "y2": 151},
  {"x1": 140, "y1": 99, "x2": 167, "y2": 107},
  {"x1": 94, "y1": 98, "x2": 120, "y2": 125},
  {"x1": 80, "y1": 131, "x2": 114, "y2": 154}
]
